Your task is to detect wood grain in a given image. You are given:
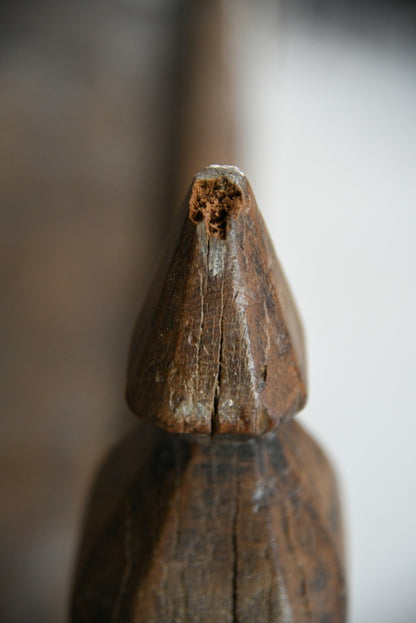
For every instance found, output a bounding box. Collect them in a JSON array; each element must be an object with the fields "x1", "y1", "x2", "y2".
[
  {"x1": 126, "y1": 166, "x2": 307, "y2": 435},
  {"x1": 72, "y1": 167, "x2": 346, "y2": 622},
  {"x1": 72, "y1": 421, "x2": 346, "y2": 622}
]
